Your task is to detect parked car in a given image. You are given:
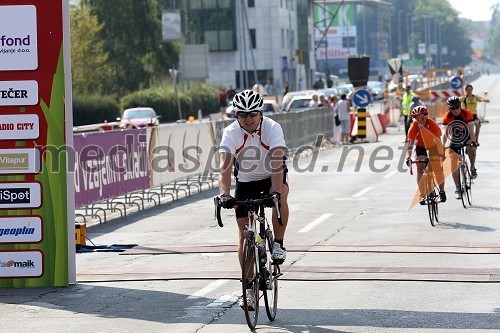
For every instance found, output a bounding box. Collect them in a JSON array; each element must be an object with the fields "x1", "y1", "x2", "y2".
[
  {"x1": 366, "y1": 80, "x2": 385, "y2": 100},
  {"x1": 285, "y1": 95, "x2": 313, "y2": 112},
  {"x1": 262, "y1": 100, "x2": 282, "y2": 115},
  {"x1": 118, "y1": 107, "x2": 160, "y2": 128},
  {"x1": 317, "y1": 87, "x2": 339, "y2": 99}
]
